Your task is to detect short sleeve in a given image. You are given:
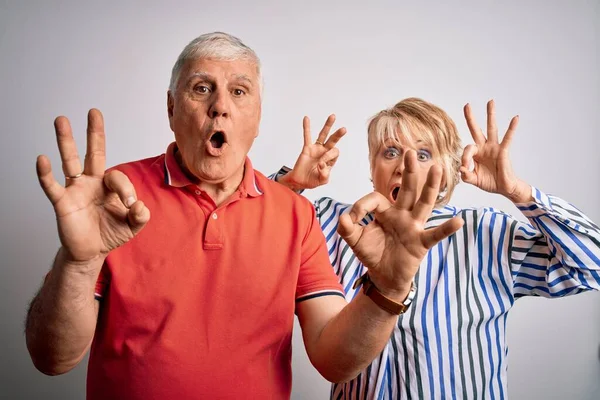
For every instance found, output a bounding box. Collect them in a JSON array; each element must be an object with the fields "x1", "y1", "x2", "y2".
[{"x1": 295, "y1": 201, "x2": 344, "y2": 303}]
